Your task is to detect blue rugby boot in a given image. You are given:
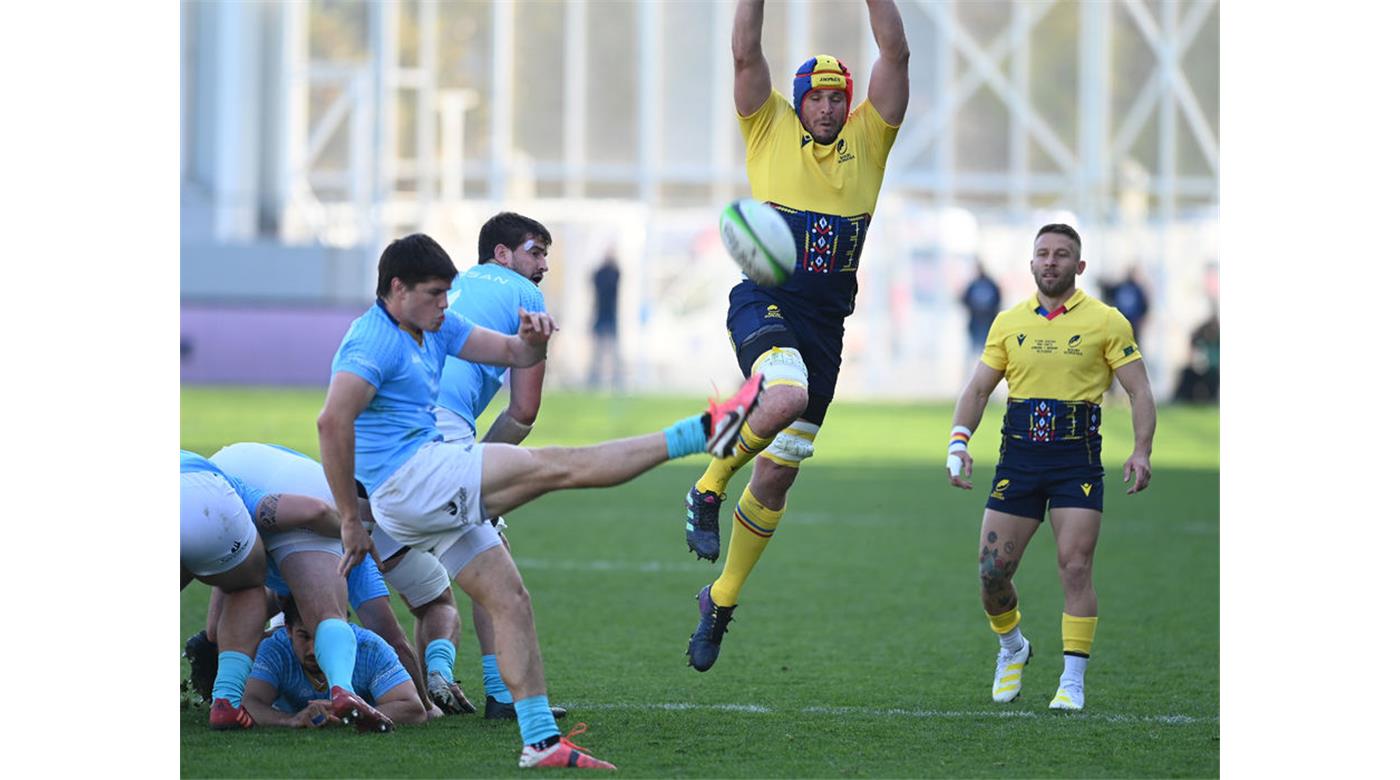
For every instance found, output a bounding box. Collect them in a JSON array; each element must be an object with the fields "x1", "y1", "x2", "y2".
[
  {"x1": 684, "y1": 488, "x2": 724, "y2": 562},
  {"x1": 686, "y1": 584, "x2": 736, "y2": 672}
]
